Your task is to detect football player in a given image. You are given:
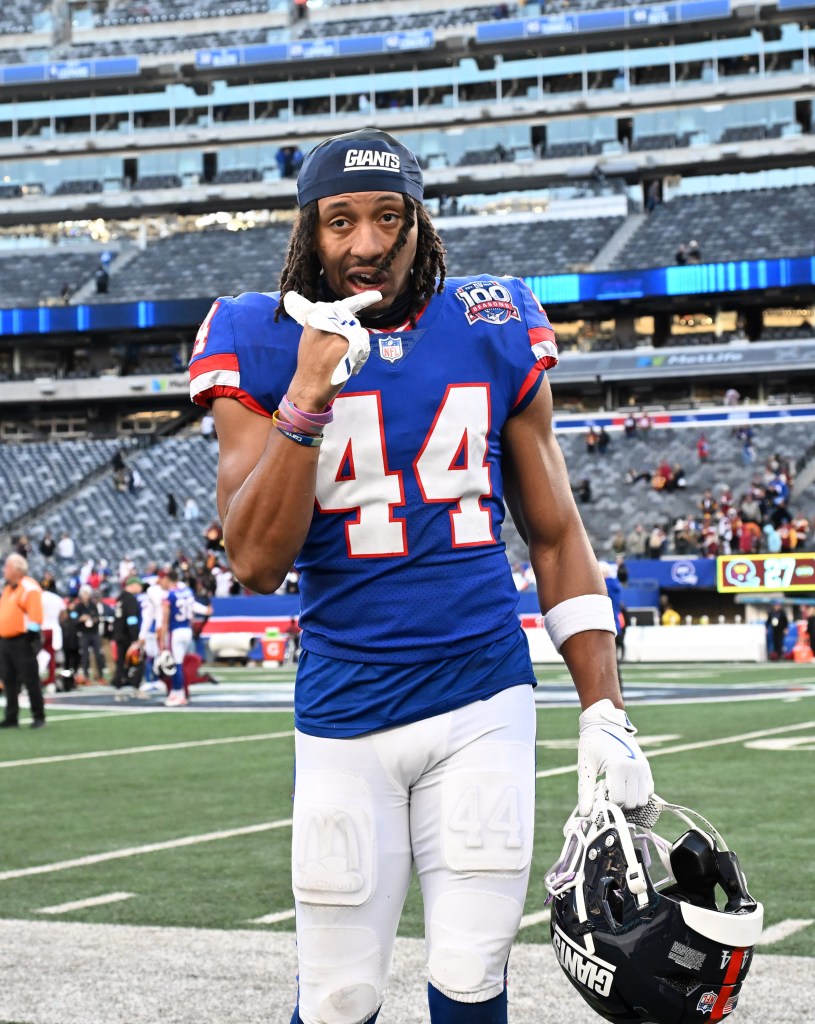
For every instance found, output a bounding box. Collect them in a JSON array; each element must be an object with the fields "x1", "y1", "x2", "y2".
[
  {"x1": 158, "y1": 569, "x2": 200, "y2": 707},
  {"x1": 134, "y1": 570, "x2": 166, "y2": 693},
  {"x1": 189, "y1": 128, "x2": 654, "y2": 1024}
]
